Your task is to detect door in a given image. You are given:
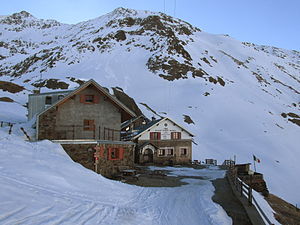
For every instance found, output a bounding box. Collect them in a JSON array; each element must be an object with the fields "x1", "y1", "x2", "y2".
[{"x1": 143, "y1": 148, "x2": 153, "y2": 163}]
